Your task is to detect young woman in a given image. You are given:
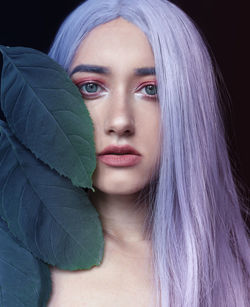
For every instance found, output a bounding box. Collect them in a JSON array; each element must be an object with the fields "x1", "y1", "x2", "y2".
[{"x1": 48, "y1": 0, "x2": 250, "y2": 306}]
